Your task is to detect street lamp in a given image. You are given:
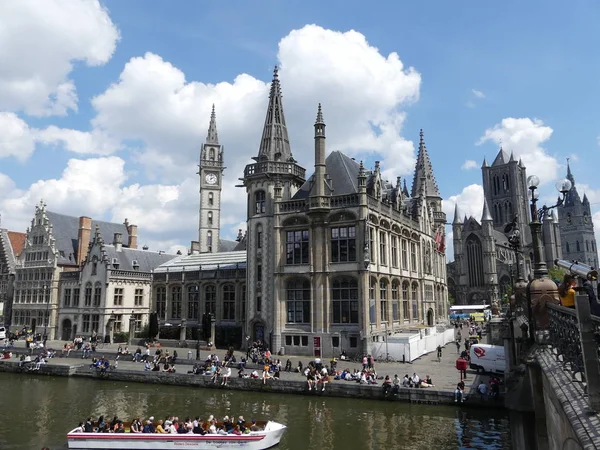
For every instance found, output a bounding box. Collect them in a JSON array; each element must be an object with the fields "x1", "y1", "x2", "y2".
[{"x1": 526, "y1": 175, "x2": 572, "y2": 343}]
